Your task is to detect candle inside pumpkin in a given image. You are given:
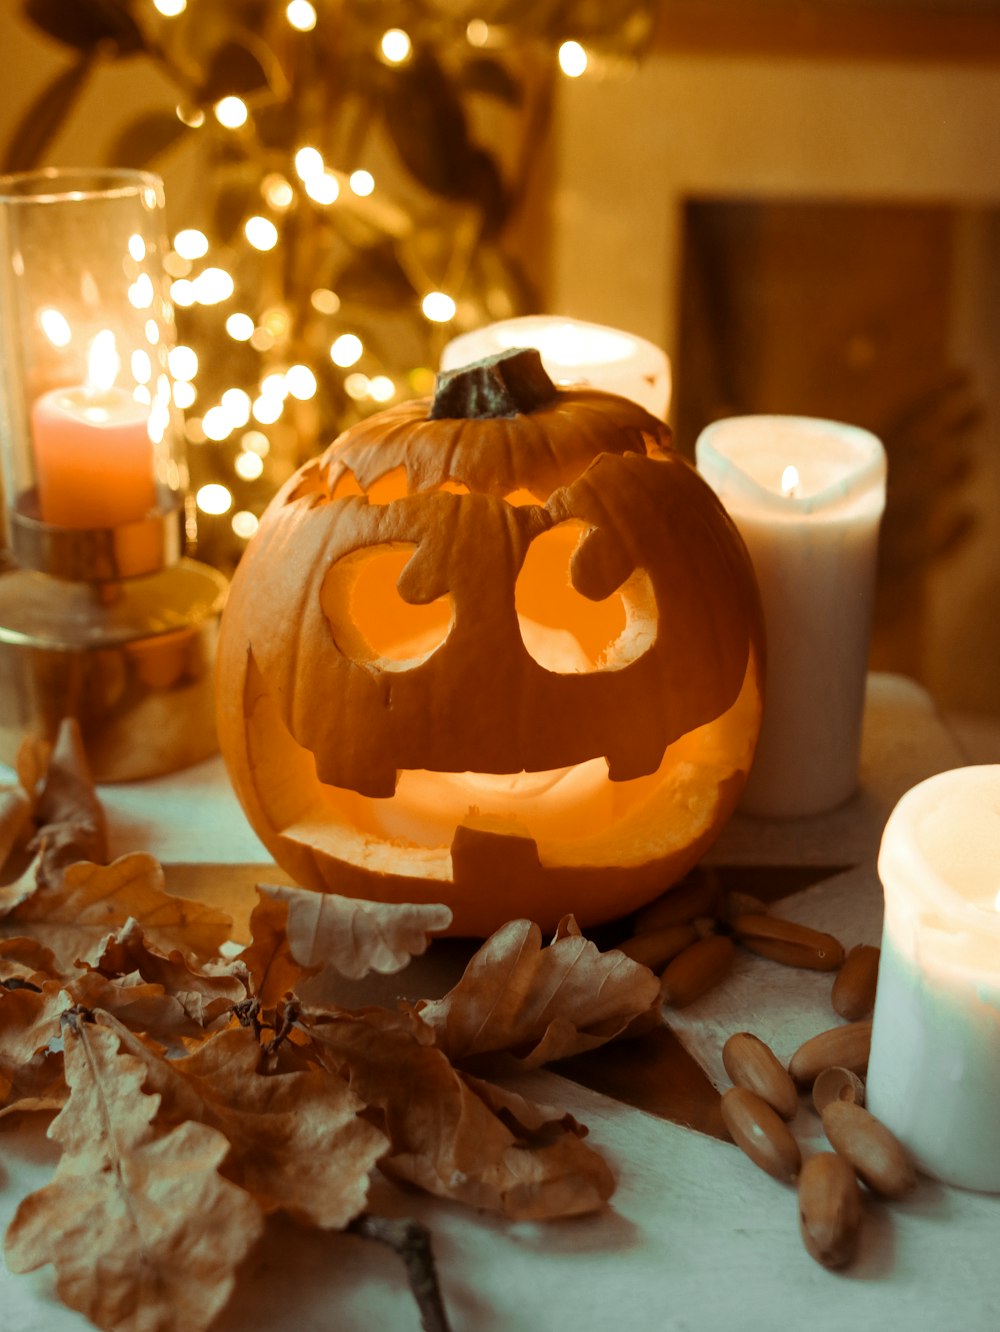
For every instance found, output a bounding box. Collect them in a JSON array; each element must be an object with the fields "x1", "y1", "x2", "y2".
[{"x1": 32, "y1": 330, "x2": 156, "y2": 529}]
